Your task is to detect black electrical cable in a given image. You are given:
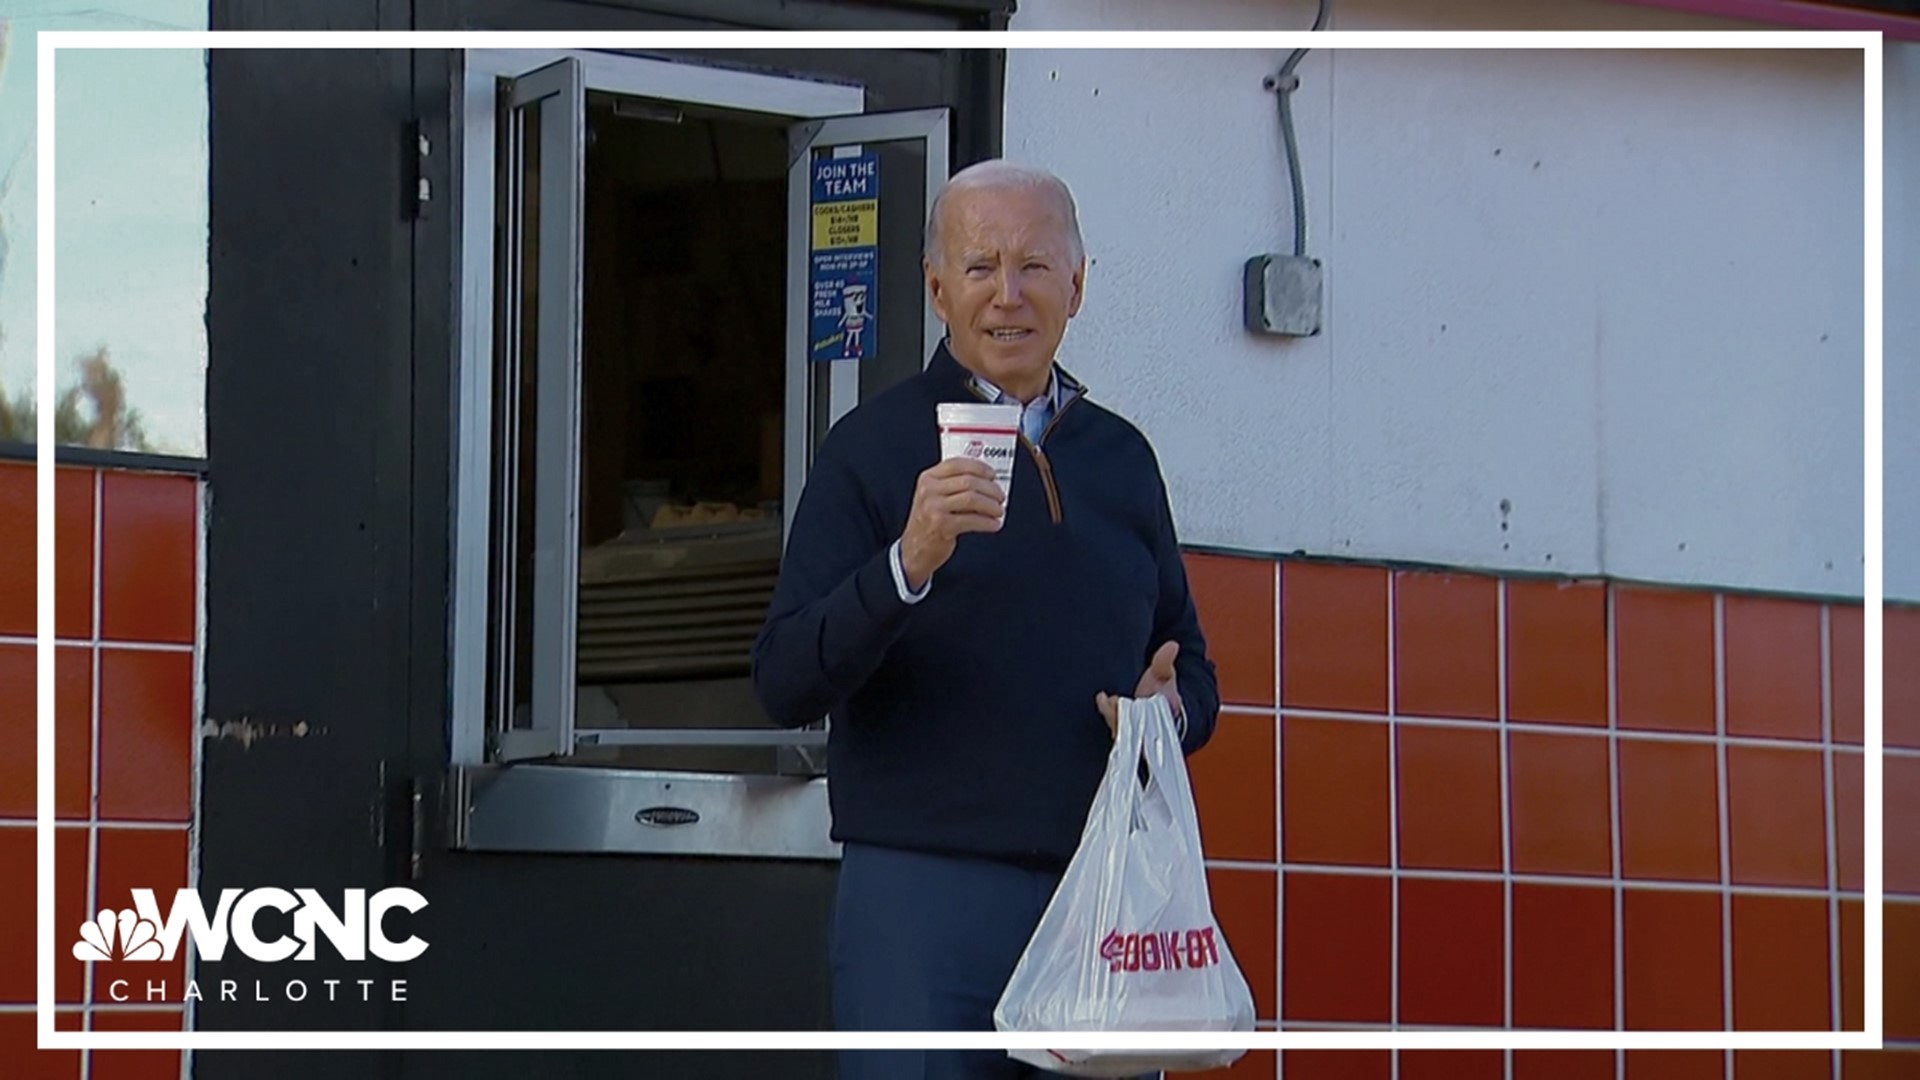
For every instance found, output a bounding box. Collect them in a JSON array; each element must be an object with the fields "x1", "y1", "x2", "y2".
[{"x1": 1265, "y1": 0, "x2": 1330, "y2": 258}]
